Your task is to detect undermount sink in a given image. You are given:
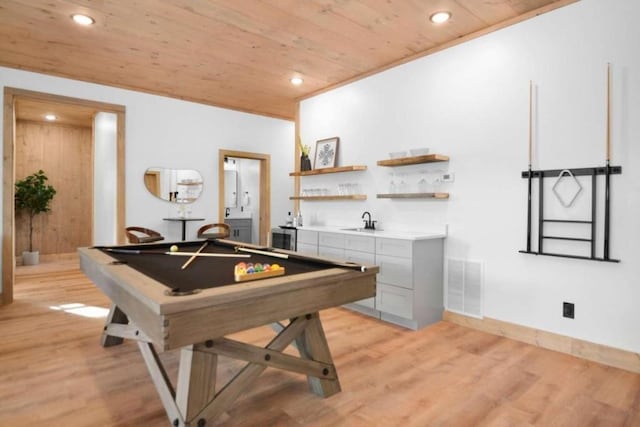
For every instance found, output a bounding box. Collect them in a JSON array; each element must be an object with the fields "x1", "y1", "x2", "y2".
[{"x1": 340, "y1": 227, "x2": 382, "y2": 233}]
